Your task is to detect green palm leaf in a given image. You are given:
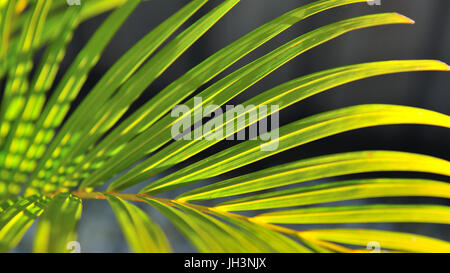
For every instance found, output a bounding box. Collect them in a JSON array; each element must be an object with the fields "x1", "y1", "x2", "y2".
[
  {"x1": 110, "y1": 61, "x2": 449, "y2": 191},
  {"x1": 1, "y1": 5, "x2": 81, "y2": 184},
  {"x1": 212, "y1": 178, "x2": 450, "y2": 211},
  {"x1": 20, "y1": 0, "x2": 141, "y2": 192},
  {"x1": 0, "y1": 194, "x2": 49, "y2": 252},
  {"x1": 0, "y1": 0, "x2": 52, "y2": 145},
  {"x1": 143, "y1": 106, "x2": 450, "y2": 194},
  {"x1": 176, "y1": 150, "x2": 450, "y2": 202},
  {"x1": 0, "y1": 0, "x2": 448, "y2": 253},
  {"x1": 142, "y1": 197, "x2": 310, "y2": 253},
  {"x1": 298, "y1": 229, "x2": 450, "y2": 253},
  {"x1": 80, "y1": 12, "x2": 416, "y2": 189},
  {"x1": 252, "y1": 204, "x2": 450, "y2": 224},
  {"x1": 35, "y1": 0, "x2": 238, "y2": 190},
  {"x1": 33, "y1": 193, "x2": 82, "y2": 253},
  {"x1": 21, "y1": 0, "x2": 210, "y2": 192},
  {"x1": 106, "y1": 194, "x2": 171, "y2": 253},
  {"x1": 58, "y1": 0, "x2": 369, "y2": 189}
]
